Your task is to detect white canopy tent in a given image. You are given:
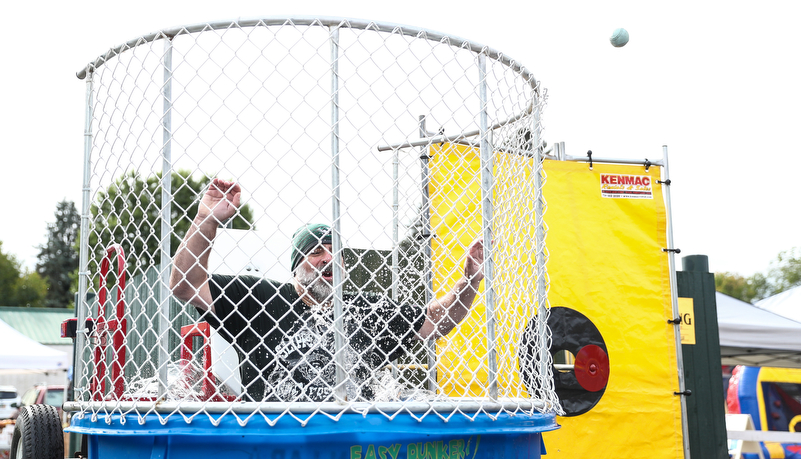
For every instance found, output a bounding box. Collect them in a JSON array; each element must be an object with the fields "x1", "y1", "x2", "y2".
[
  {"x1": 756, "y1": 285, "x2": 801, "y2": 322},
  {"x1": 717, "y1": 292, "x2": 801, "y2": 368},
  {"x1": 0, "y1": 318, "x2": 69, "y2": 372}
]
